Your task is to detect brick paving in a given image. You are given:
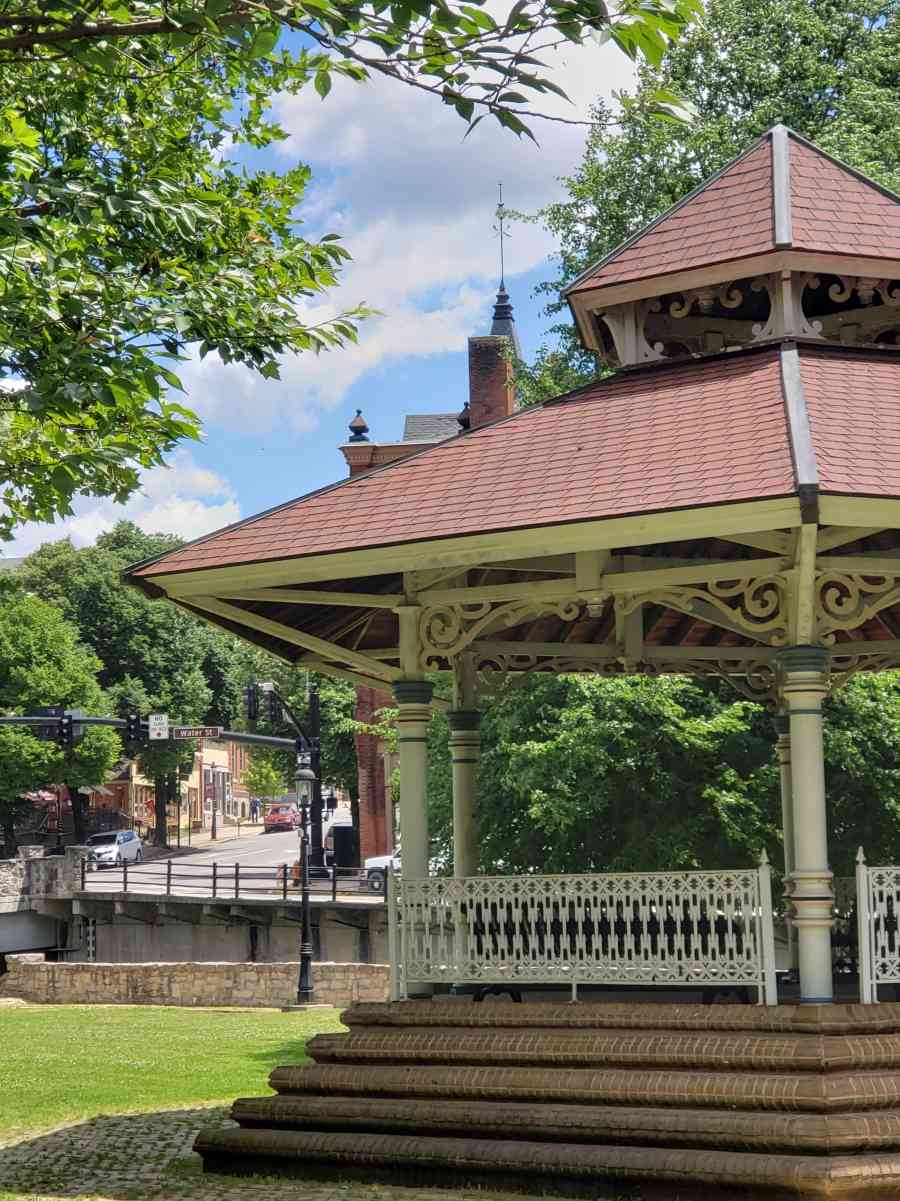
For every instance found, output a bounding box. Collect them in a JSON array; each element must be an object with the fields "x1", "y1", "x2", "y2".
[{"x1": 0, "y1": 1107, "x2": 556, "y2": 1201}]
